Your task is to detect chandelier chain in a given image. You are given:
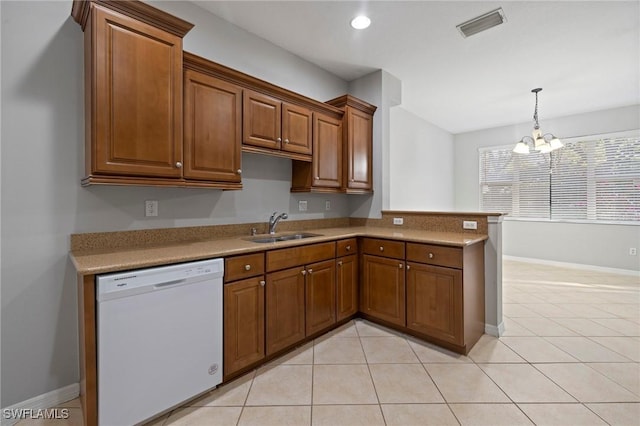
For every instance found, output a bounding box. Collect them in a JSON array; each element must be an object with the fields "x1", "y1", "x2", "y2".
[{"x1": 533, "y1": 90, "x2": 540, "y2": 129}]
